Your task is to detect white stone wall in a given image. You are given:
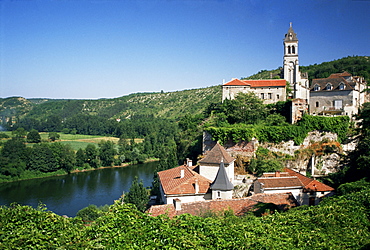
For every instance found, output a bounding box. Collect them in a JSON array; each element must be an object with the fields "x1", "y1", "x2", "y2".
[
  {"x1": 309, "y1": 90, "x2": 355, "y2": 115},
  {"x1": 212, "y1": 190, "x2": 233, "y2": 200},
  {"x1": 222, "y1": 86, "x2": 286, "y2": 104},
  {"x1": 164, "y1": 193, "x2": 212, "y2": 205},
  {"x1": 199, "y1": 162, "x2": 235, "y2": 183}
]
